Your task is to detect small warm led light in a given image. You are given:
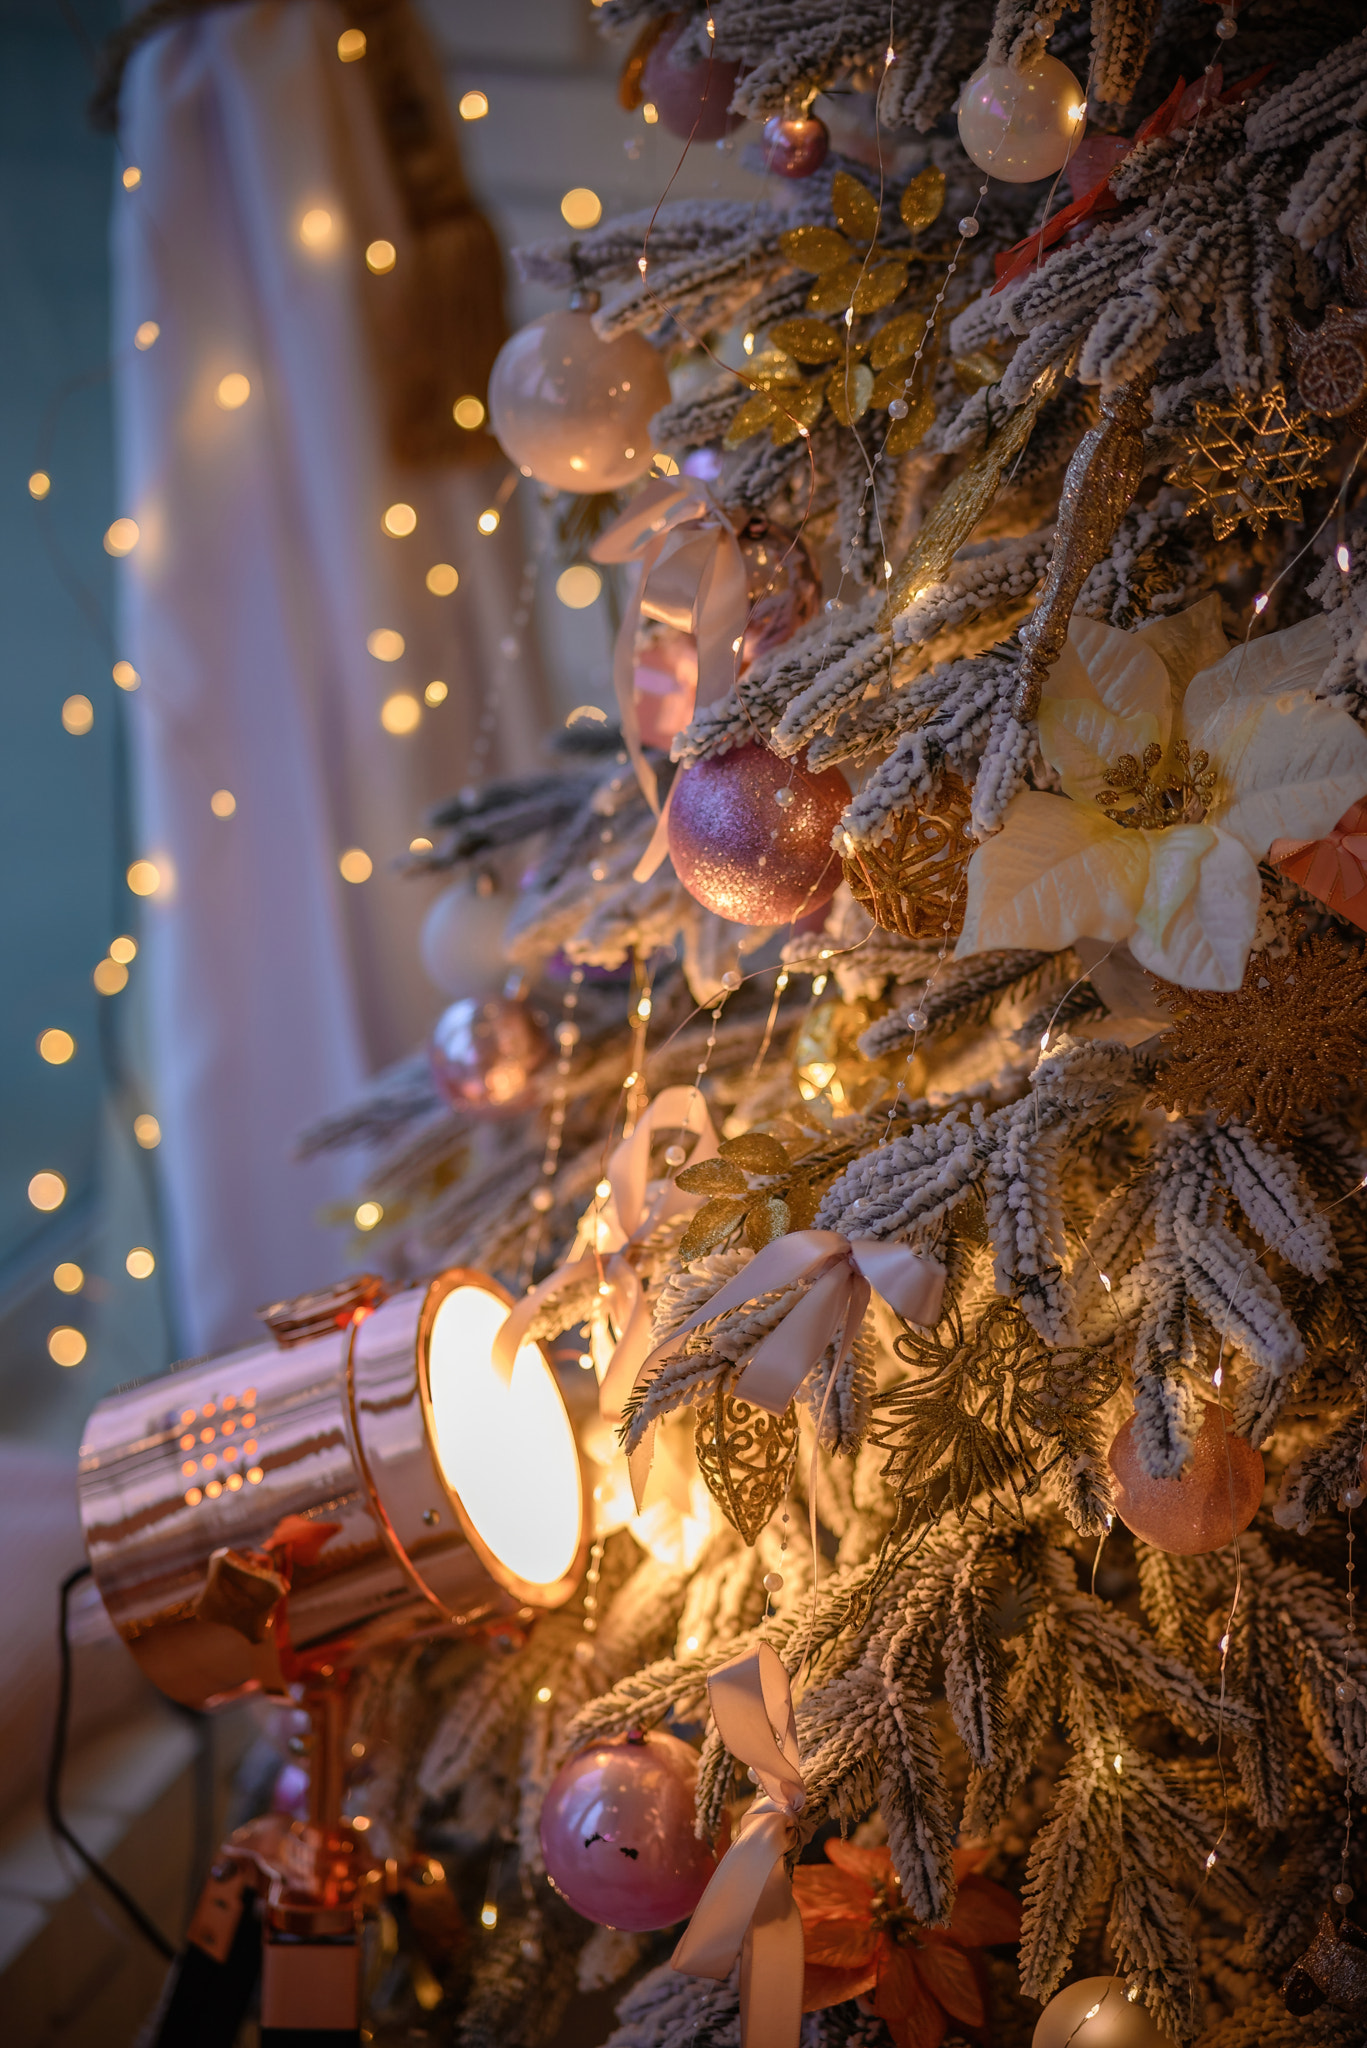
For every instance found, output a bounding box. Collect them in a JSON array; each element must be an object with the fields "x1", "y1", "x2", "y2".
[
  {"x1": 122, "y1": 165, "x2": 141, "y2": 190},
  {"x1": 1068, "y1": 102, "x2": 1086, "y2": 121},
  {"x1": 556, "y1": 564, "x2": 602, "y2": 609},
  {"x1": 480, "y1": 1904, "x2": 498, "y2": 1929},
  {"x1": 134, "y1": 322, "x2": 159, "y2": 351},
  {"x1": 560, "y1": 187, "x2": 603, "y2": 230},
  {"x1": 453, "y1": 396, "x2": 485, "y2": 430},
  {"x1": 1205, "y1": 1850, "x2": 1218, "y2": 1870},
  {"x1": 459, "y1": 90, "x2": 489, "y2": 120},
  {"x1": 642, "y1": 101, "x2": 659, "y2": 123},
  {"x1": 535, "y1": 1685, "x2": 553, "y2": 1703},
  {"x1": 685, "y1": 1634, "x2": 699, "y2": 1651},
  {"x1": 126, "y1": 1247, "x2": 156, "y2": 1279},
  {"x1": 365, "y1": 239, "x2": 397, "y2": 274},
  {"x1": 104, "y1": 518, "x2": 140, "y2": 556},
  {"x1": 247, "y1": 1466, "x2": 264, "y2": 1484},
  {"x1": 477, "y1": 508, "x2": 500, "y2": 535},
  {"x1": 112, "y1": 660, "x2": 140, "y2": 690},
  {"x1": 355, "y1": 1201, "x2": 383, "y2": 1230},
  {"x1": 110, "y1": 935, "x2": 138, "y2": 965},
  {"x1": 127, "y1": 859, "x2": 161, "y2": 896},
  {"x1": 595, "y1": 1179, "x2": 612, "y2": 1199},
  {"x1": 54, "y1": 1263, "x2": 83, "y2": 1294},
  {"x1": 337, "y1": 26, "x2": 366, "y2": 59},
  {"x1": 1113, "y1": 1753, "x2": 1123, "y2": 1773},
  {"x1": 210, "y1": 788, "x2": 237, "y2": 818},
  {"x1": 184, "y1": 1487, "x2": 203, "y2": 1506},
  {"x1": 226, "y1": 1472, "x2": 243, "y2": 1491},
  {"x1": 29, "y1": 1171, "x2": 67, "y2": 1212},
  {"x1": 339, "y1": 848, "x2": 373, "y2": 885},
  {"x1": 578, "y1": 1352, "x2": 593, "y2": 1371},
  {"x1": 382, "y1": 501, "x2": 417, "y2": 537},
  {"x1": 381, "y1": 692, "x2": 421, "y2": 735},
  {"x1": 215, "y1": 372, "x2": 251, "y2": 410},
  {"x1": 1099, "y1": 1272, "x2": 1112, "y2": 1292},
  {"x1": 426, "y1": 563, "x2": 459, "y2": 595},
  {"x1": 351, "y1": 1815, "x2": 371, "y2": 1832},
  {"x1": 410, "y1": 836, "x2": 433, "y2": 853},
  {"x1": 28, "y1": 471, "x2": 50, "y2": 499},
  {"x1": 1253, "y1": 592, "x2": 1269, "y2": 614},
  {"x1": 94, "y1": 959, "x2": 129, "y2": 995},
  {"x1": 299, "y1": 207, "x2": 334, "y2": 248},
  {"x1": 62, "y1": 695, "x2": 94, "y2": 735},
  {"x1": 39, "y1": 1029, "x2": 75, "y2": 1065},
  {"x1": 425, "y1": 679, "x2": 448, "y2": 705},
  {"x1": 366, "y1": 626, "x2": 404, "y2": 661},
  {"x1": 205, "y1": 1480, "x2": 222, "y2": 1498},
  {"x1": 49, "y1": 1326, "x2": 86, "y2": 1367},
  {"x1": 1338, "y1": 543, "x2": 1352, "y2": 573}
]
